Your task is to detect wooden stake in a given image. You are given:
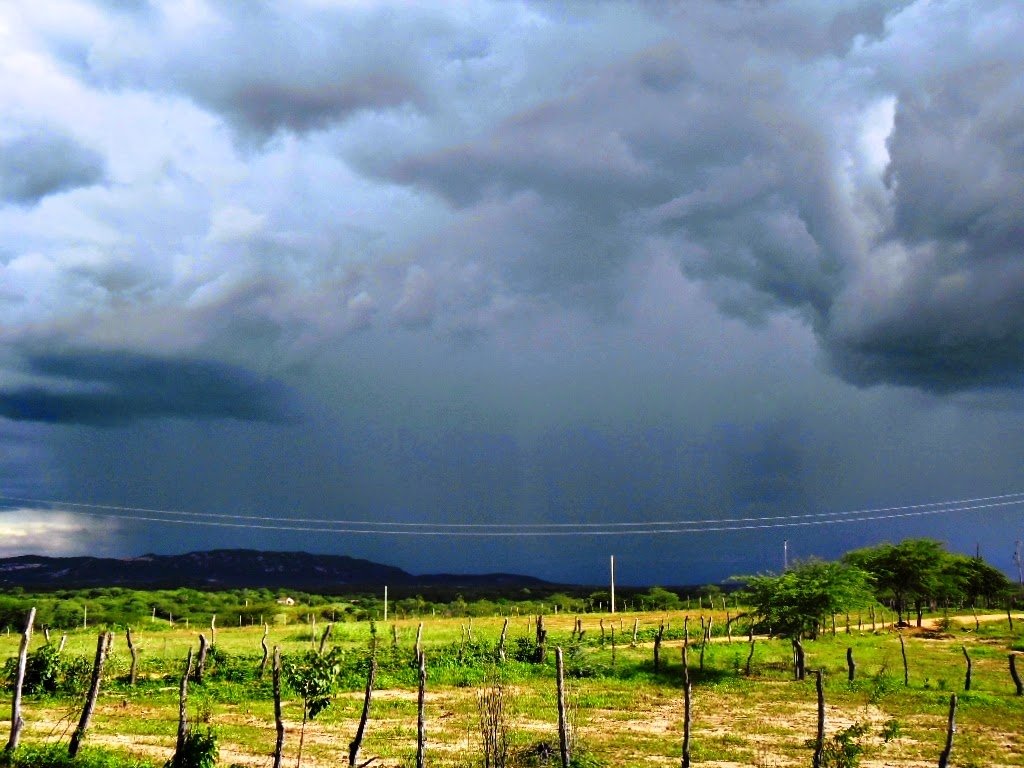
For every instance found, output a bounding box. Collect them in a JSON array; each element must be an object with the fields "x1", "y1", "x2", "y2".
[
  {"x1": 961, "y1": 646, "x2": 971, "y2": 691},
  {"x1": 320, "y1": 623, "x2": 334, "y2": 654},
  {"x1": 496, "y1": 619, "x2": 506, "y2": 663},
  {"x1": 127, "y1": 626, "x2": 138, "y2": 686},
  {"x1": 812, "y1": 670, "x2": 825, "y2": 768},
  {"x1": 938, "y1": 693, "x2": 957, "y2": 768},
  {"x1": 272, "y1": 647, "x2": 284, "y2": 768},
  {"x1": 846, "y1": 647, "x2": 855, "y2": 682},
  {"x1": 681, "y1": 645, "x2": 692, "y2": 768},
  {"x1": 5, "y1": 607, "x2": 35, "y2": 753},
  {"x1": 196, "y1": 633, "x2": 209, "y2": 684},
  {"x1": 69, "y1": 631, "x2": 112, "y2": 757},
  {"x1": 416, "y1": 653, "x2": 426, "y2": 768},
  {"x1": 173, "y1": 648, "x2": 194, "y2": 765},
  {"x1": 1010, "y1": 654, "x2": 1023, "y2": 696},
  {"x1": 259, "y1": 624, "x2": 269, "y2": 679},
  {"x1": 555, "y1": 647, "x2": 570, "y2": 768},
  {"x1": 348, "y1": 656, "x2": 377, "y2": 766},
  {"x1": 899, "y1": 633, "x2": 909, "y2": 687}
]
